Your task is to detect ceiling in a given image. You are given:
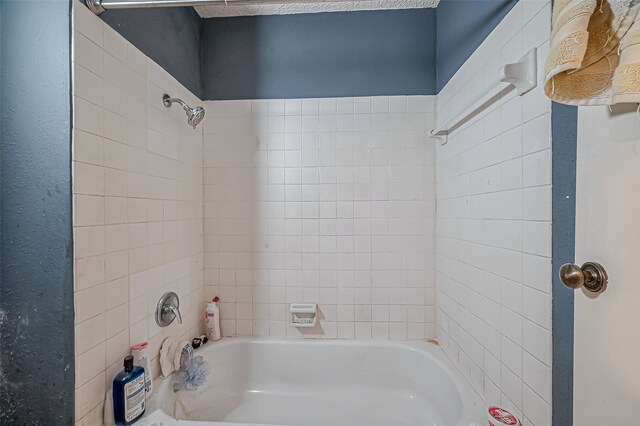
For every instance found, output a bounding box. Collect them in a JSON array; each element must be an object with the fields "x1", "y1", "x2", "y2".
[{"x1": 195, "y1": 0, "x2": 439, "y2": 18}]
